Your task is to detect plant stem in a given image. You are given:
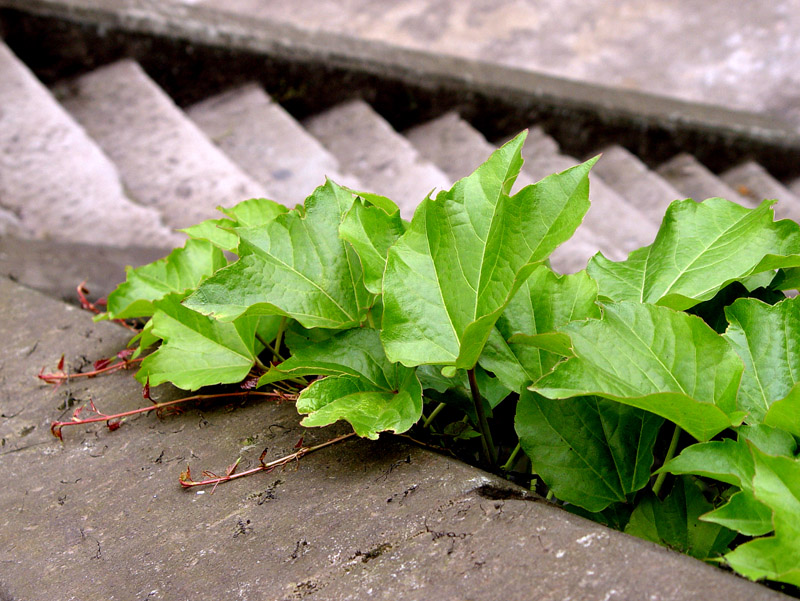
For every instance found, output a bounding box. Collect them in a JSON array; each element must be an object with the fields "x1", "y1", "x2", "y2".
[
  {"x1": 652, "y1": 424, "x2": 682, "y2": 497},
  {"x1": 274, "y1": 316, "x2": 287, "y2": 357},
  {"x1": 367, "y1": 309, "x2": 376, "y2": 329},
  {"x1": 422, "y1": 402, "x2": 447, "y2": 428},
  {"x1": 467, "y1": 368, "x2": 497, "y2": 468},
  {"x1": 501, "y1": 442, "x2": 522, "y2": 472},
  {"x1": 39, "y1": 357, "x2": 143, "y2": 383}
]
